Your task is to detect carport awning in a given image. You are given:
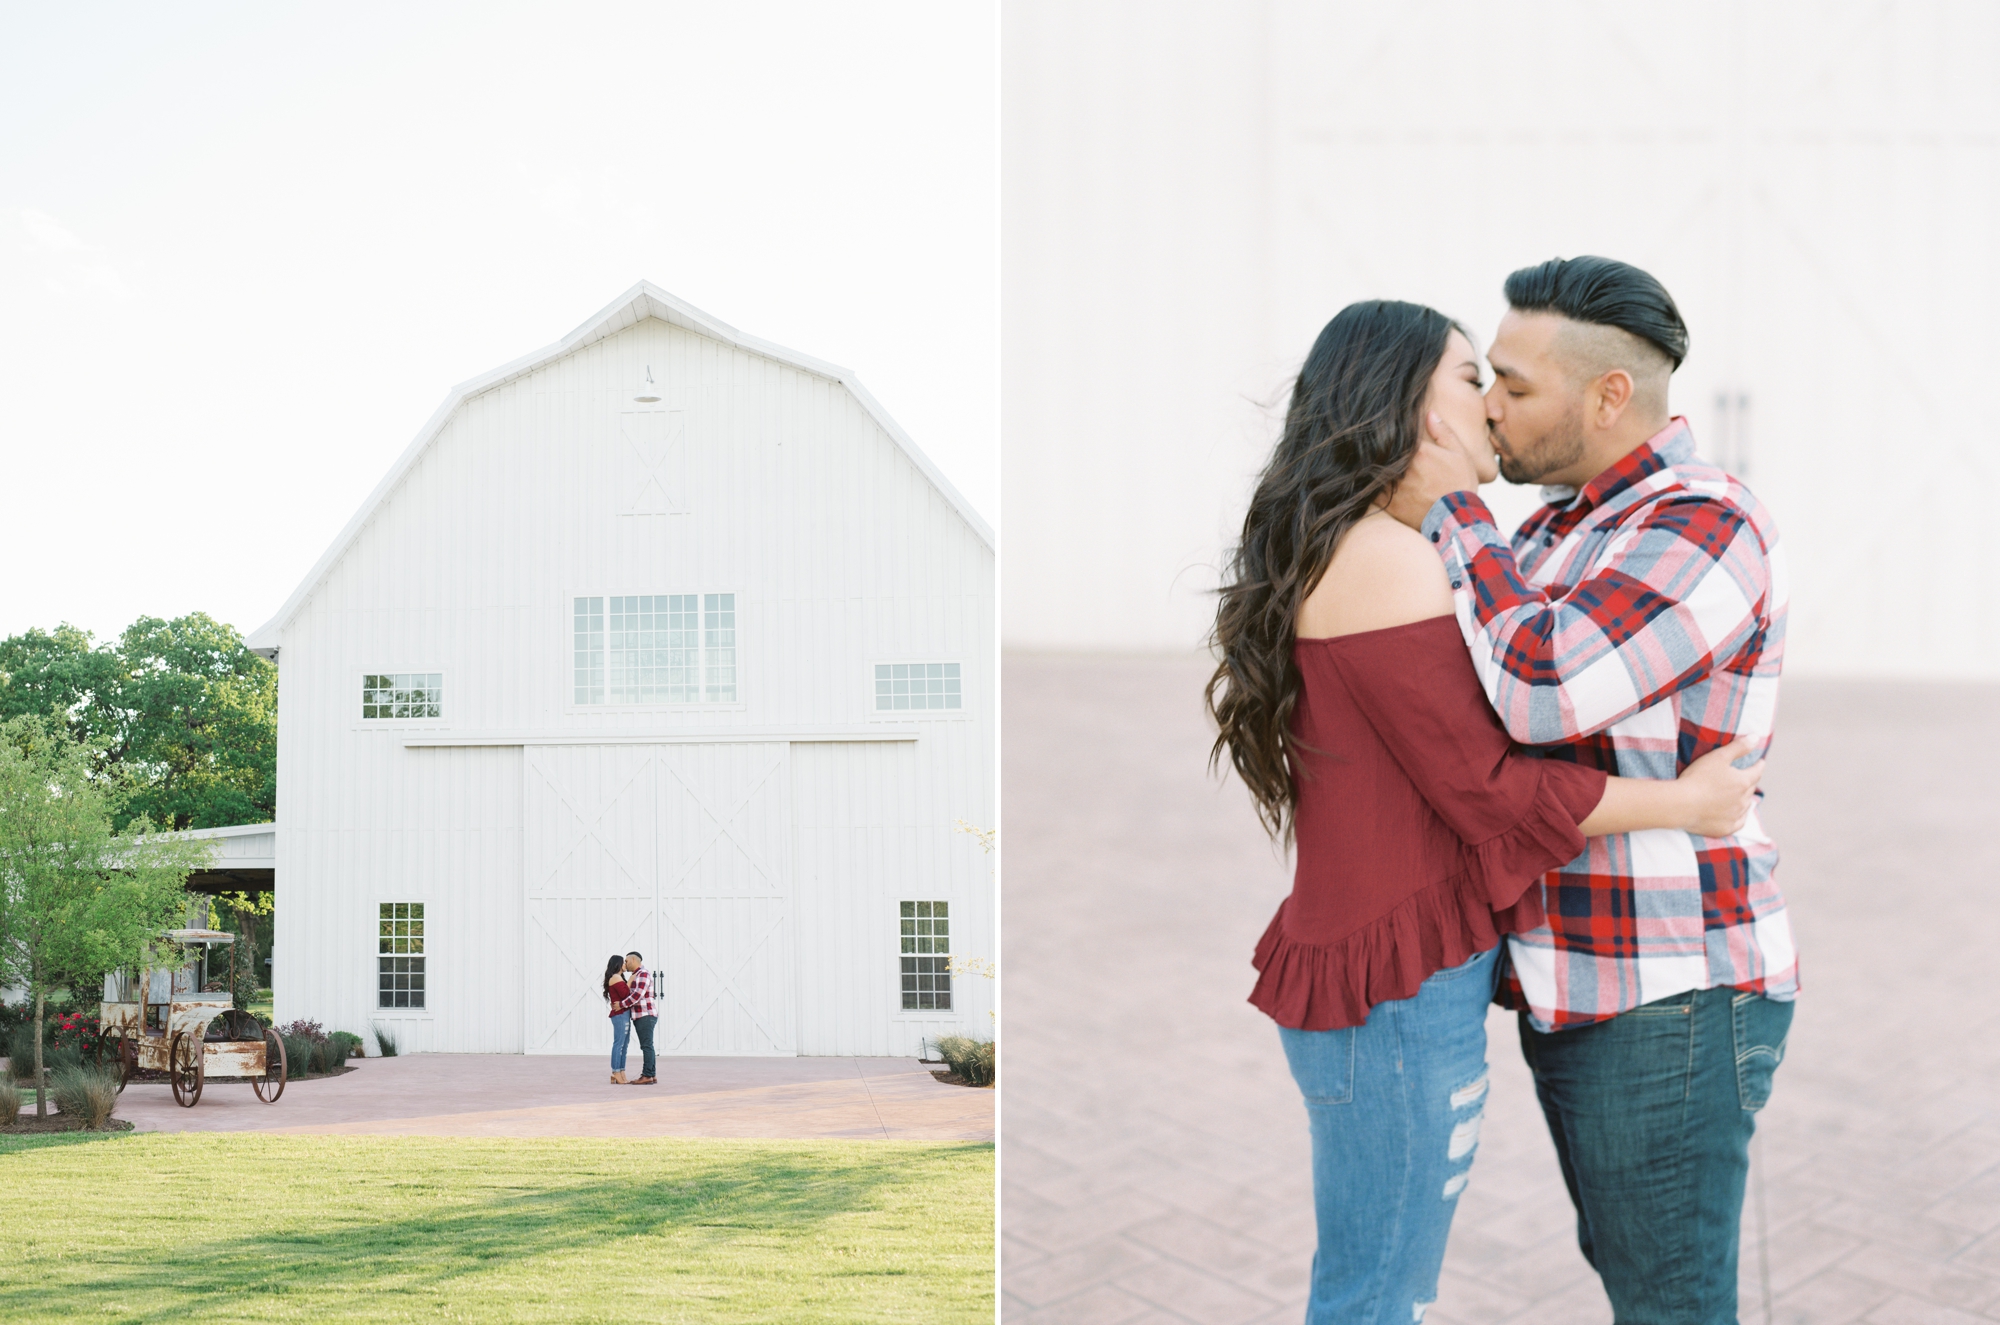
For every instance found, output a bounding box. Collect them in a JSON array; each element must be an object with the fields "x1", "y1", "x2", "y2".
[{"x1": 174, "y1": 823, "x2": 276, "y2": 894}]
